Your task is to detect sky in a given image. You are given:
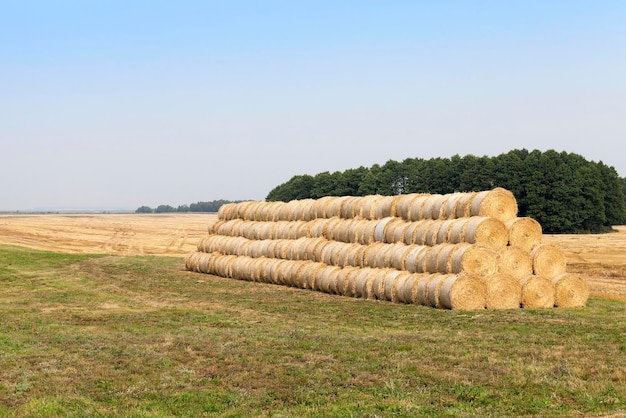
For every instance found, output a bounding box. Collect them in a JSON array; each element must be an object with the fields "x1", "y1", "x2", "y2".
[{"x1": 1, "y1": 1, "x2": 625, "y2": 211}]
